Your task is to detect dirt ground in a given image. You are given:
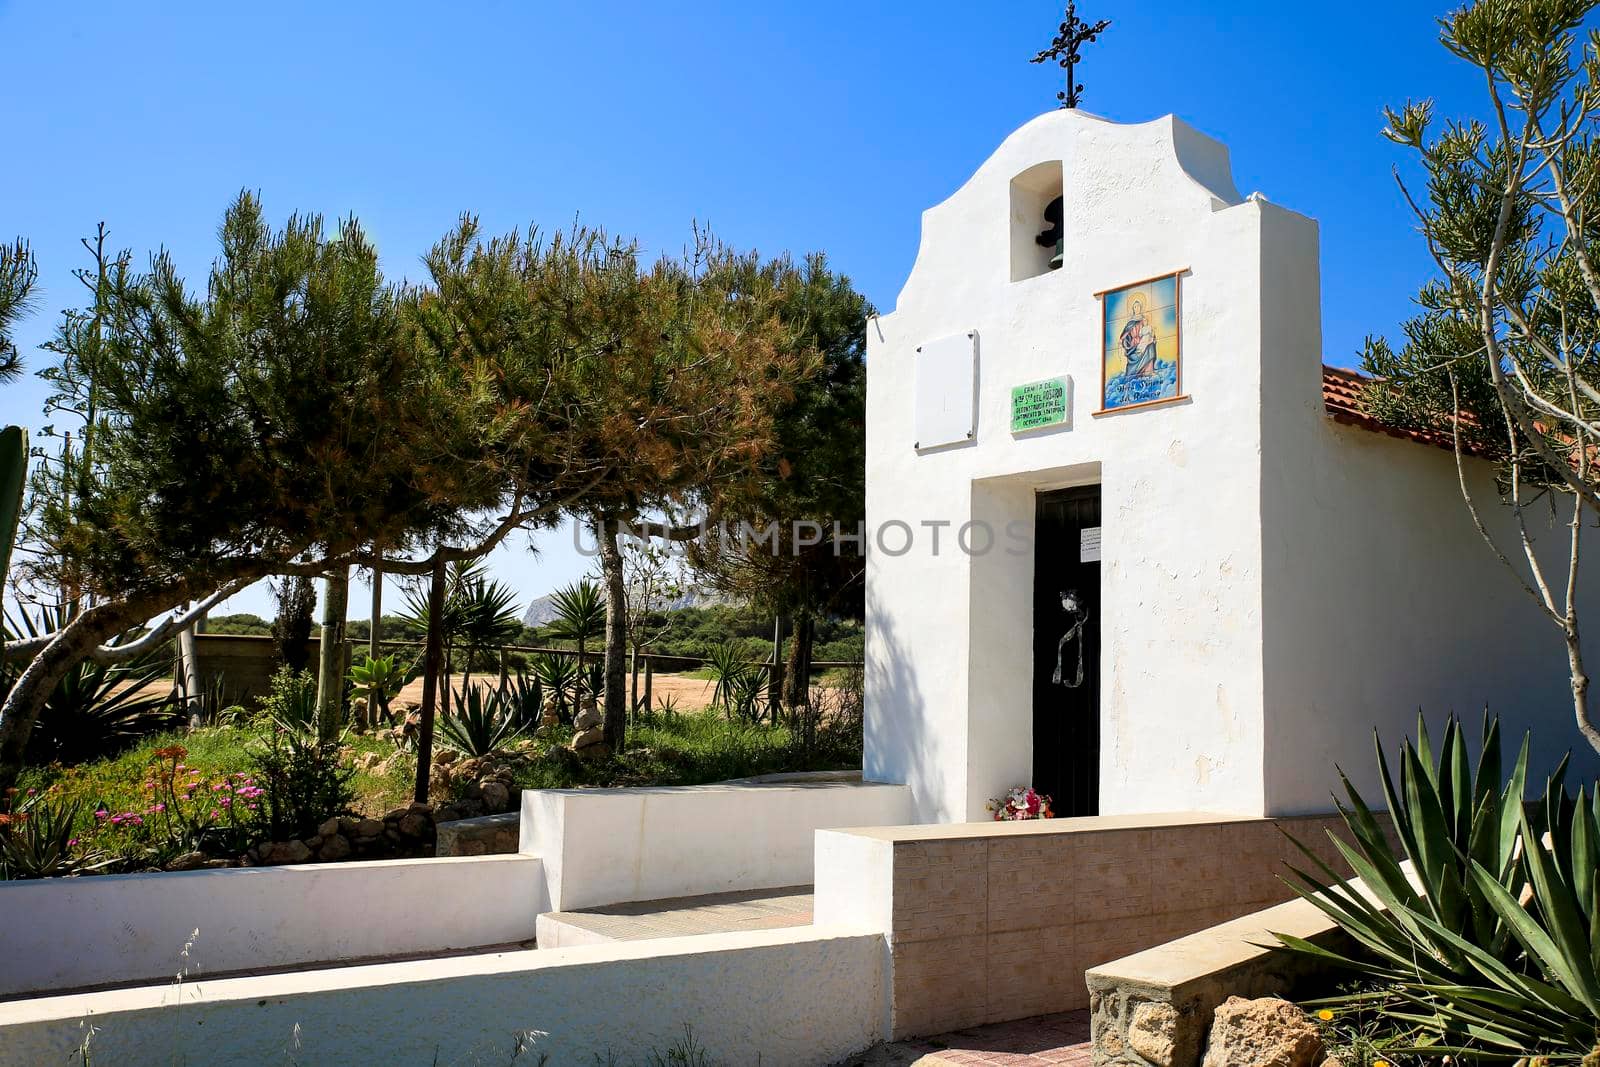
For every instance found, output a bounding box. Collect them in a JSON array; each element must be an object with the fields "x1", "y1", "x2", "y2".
[{"x1": 390, "y1": 672, "x2": 718, "y2": 714}]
